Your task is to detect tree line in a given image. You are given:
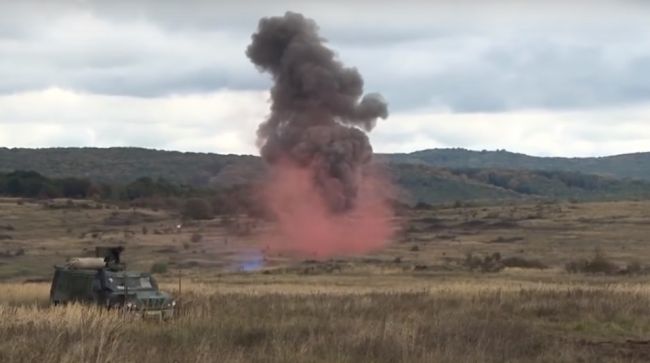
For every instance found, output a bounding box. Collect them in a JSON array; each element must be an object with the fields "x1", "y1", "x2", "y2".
[{"x1": 0, "y1": 170, "x2": 262, "y2": 220}]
